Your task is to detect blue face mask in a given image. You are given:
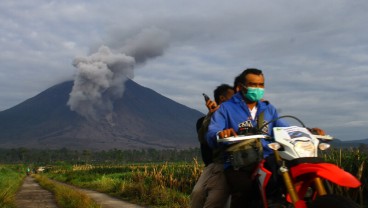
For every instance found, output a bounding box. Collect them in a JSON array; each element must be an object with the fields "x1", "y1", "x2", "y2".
[{"x1": 244, "y1": 87, "x2": 264, "y2": 102}]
